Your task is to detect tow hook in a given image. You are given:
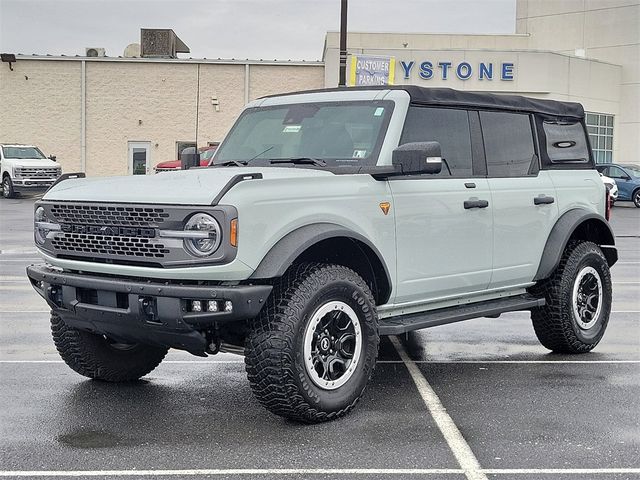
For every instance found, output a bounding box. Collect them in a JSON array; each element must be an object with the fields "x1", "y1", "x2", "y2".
[{"x1": 203, "y1": 330, "x2": 221, "y2": 354}]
